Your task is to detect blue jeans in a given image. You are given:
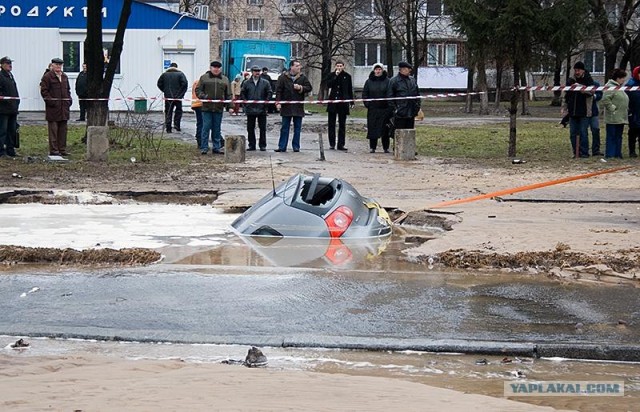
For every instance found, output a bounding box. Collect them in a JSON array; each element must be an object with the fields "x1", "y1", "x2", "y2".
[
  {"x1": 569, "y1": 116, "x2": 589, "y2": 157},
  {"x1": 588, "y1": 116, "x2": 601, "y2": 154},
  {"x1": 605, "y1": 123, "x2": 624, "y2": 158},
  {"x1": 200, "y1": 111, "x2": 223, "y2": 152},
  {"x1": 278, "y1": 116, "x2": 302, "y2": 151}
]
